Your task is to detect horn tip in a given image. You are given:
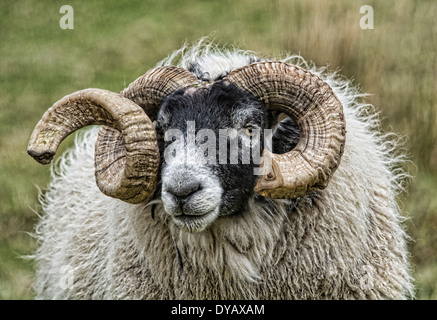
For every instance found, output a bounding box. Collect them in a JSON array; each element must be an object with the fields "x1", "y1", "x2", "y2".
[{"x1": 27, "y1": 148, "x2": 55, "y2": 165}]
